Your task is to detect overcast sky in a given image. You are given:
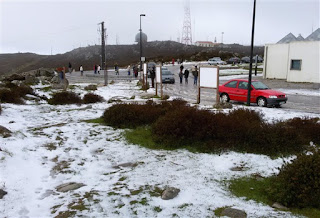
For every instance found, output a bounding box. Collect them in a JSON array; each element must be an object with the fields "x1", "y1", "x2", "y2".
[{"x1": 0, "y1": 0, "x2": 319, "y2": 55}]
